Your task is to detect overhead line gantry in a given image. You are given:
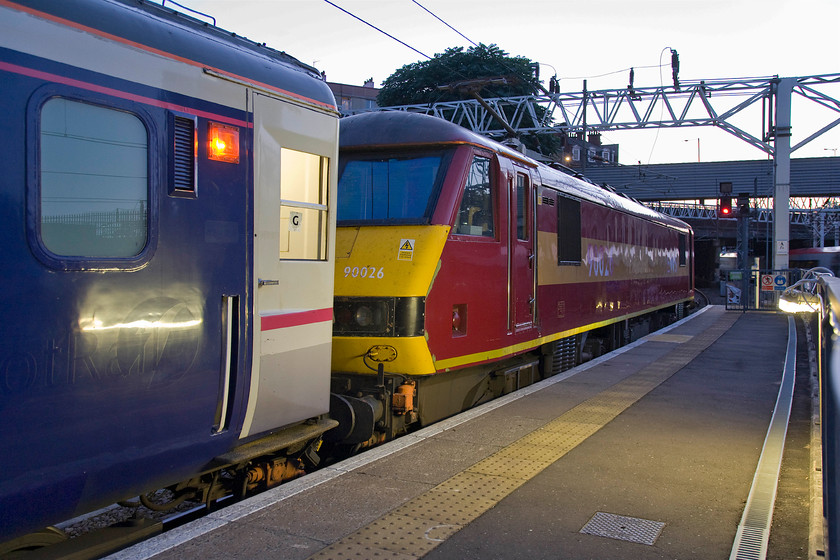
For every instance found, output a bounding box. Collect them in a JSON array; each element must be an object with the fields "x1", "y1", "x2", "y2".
[{"x1": 363, "y1": 73, "x2": 840, "y2": 269}]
